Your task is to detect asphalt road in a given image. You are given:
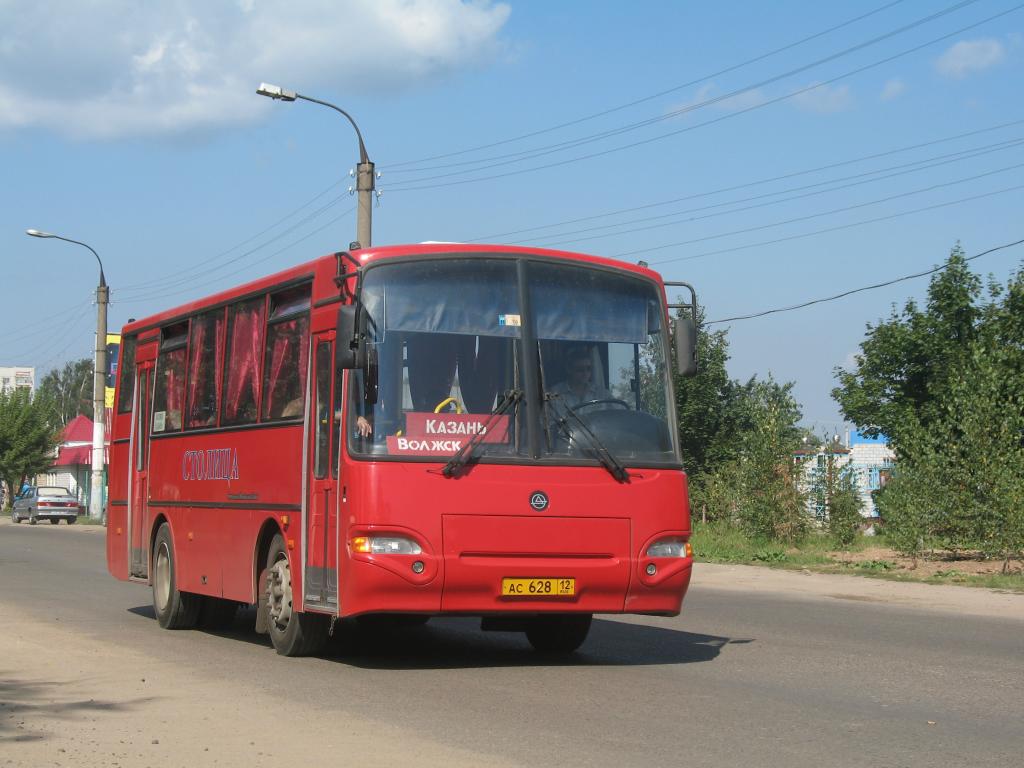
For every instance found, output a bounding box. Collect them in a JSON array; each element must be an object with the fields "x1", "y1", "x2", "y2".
[{"x1": 2, "y1": 520, "x2": 1022, "y2": 767}]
